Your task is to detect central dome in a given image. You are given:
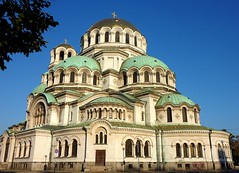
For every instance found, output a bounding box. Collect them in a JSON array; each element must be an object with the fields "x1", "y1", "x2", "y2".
[{"x1": 87, "y1": 18, "x2": 140, "y2": 32}]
